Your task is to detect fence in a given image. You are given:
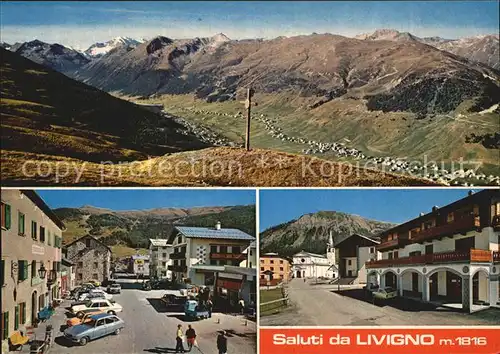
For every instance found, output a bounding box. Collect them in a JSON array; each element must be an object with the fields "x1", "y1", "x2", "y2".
[{"x1": 260, "y1": 284, "x2": 289, "y2": 316}]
